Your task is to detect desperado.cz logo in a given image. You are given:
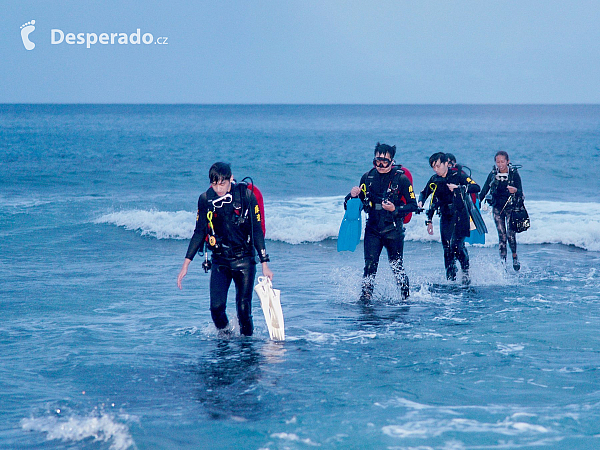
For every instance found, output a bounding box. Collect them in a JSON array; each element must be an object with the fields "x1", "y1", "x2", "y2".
[
  {"x1": 20, "y1": 20, "x2": 168, "y2": 50},
  {"x1": 20, "y1": 20, "x2": 36, "y2": 50}
]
